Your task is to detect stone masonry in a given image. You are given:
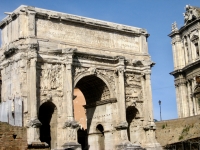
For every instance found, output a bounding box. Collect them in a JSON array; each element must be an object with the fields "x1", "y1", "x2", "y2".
[{"x1": 0, "y1": 5, "x2": 161, "y2": 150}]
